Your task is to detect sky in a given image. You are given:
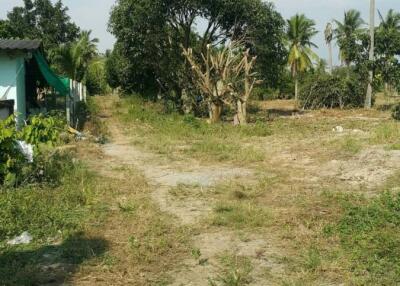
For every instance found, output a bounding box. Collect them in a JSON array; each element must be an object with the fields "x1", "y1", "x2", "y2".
[{"x1": 1, "y1": 0, "x2": 400, "y2": 63}]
